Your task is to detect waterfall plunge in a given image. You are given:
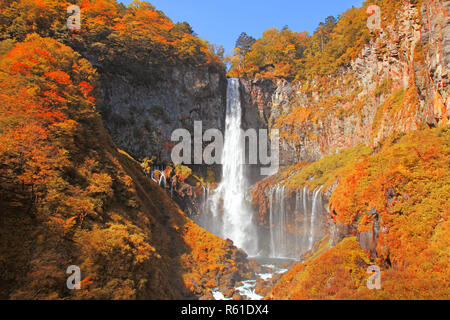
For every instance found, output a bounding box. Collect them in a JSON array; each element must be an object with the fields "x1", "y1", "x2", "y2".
[
  {"x1": 208, "y1": 78, "x2": 257, "y2": 255},
  {"x1": 197, "y1": 78, "x2": 326, "y2": 259}
]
